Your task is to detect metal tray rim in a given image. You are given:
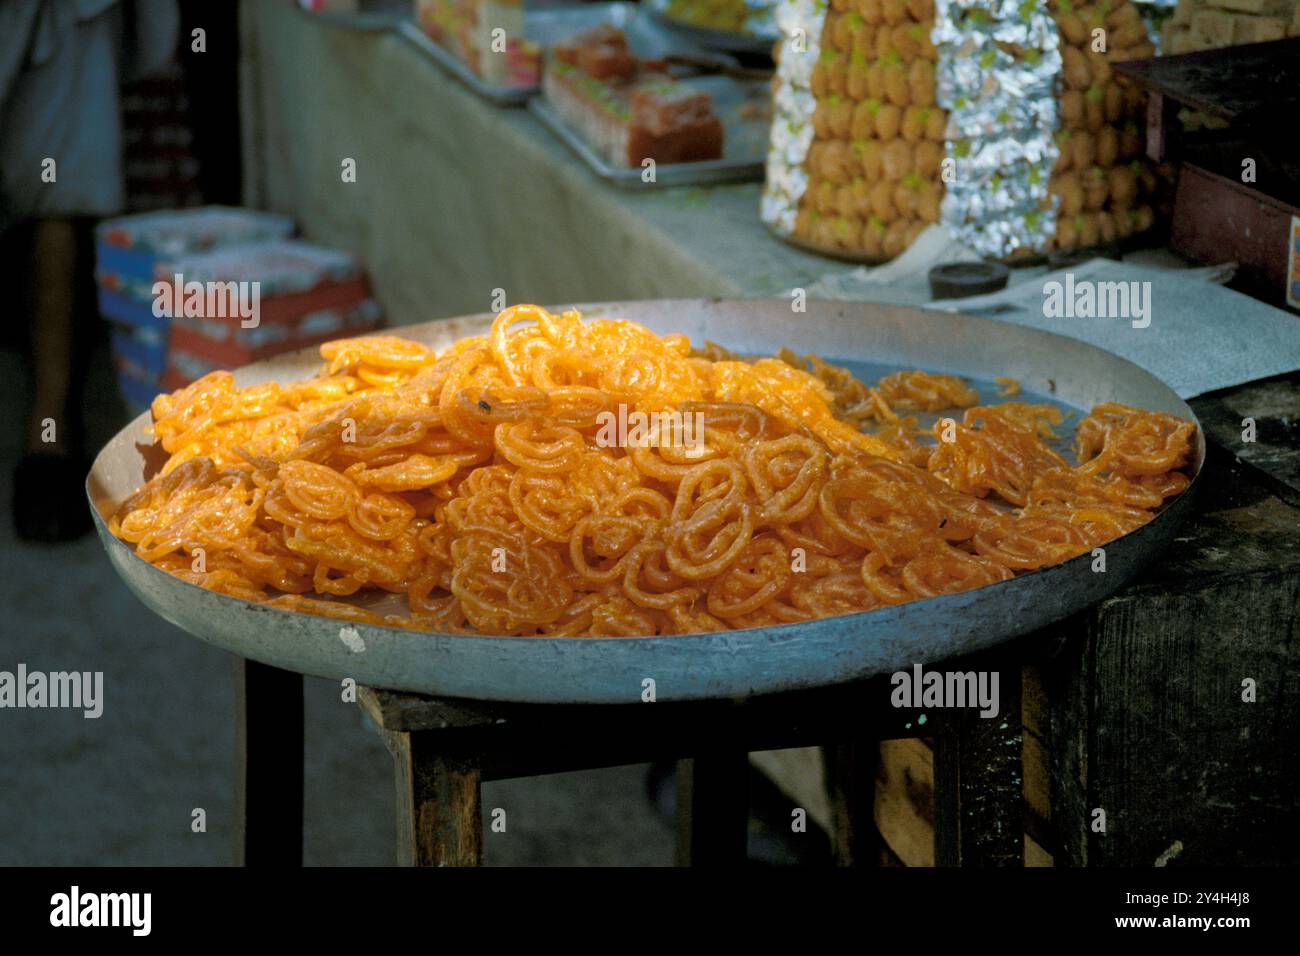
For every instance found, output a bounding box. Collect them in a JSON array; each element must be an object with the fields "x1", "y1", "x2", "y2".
[{"x1": 397, "y1": 20, "x2": 534, "y2": 106}]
